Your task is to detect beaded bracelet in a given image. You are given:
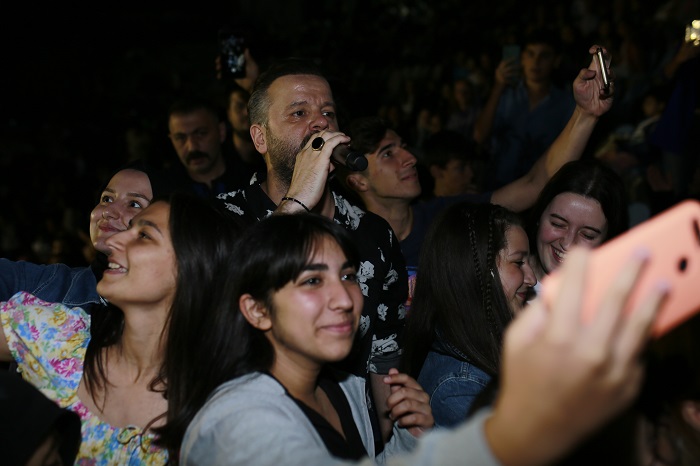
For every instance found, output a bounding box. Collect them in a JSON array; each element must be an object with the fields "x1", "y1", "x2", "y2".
[{"x1": 281, "y1": 196, "x2": 311, "y2": 213}]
